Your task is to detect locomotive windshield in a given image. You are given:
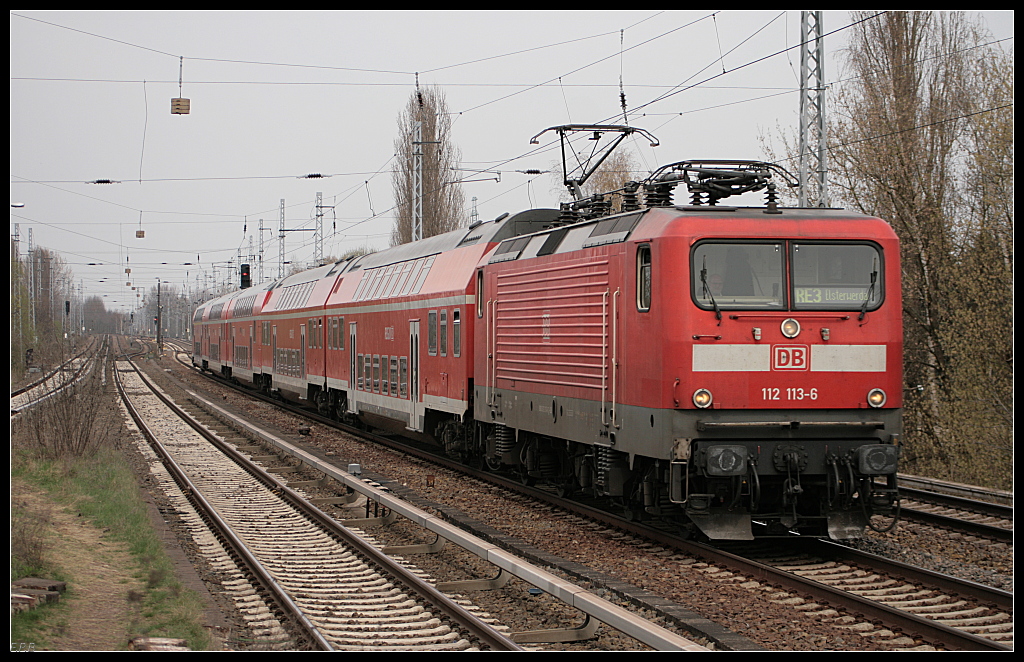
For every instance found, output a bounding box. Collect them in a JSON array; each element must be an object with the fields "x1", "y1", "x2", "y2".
[
  {"x1": 692, "y1": 240, "x2": 883, "y2": 312},
  {"x1": 692, "y1": 242, "x2": 786, "y2": 309},
  {"x1": 791, "y1": 242, "x2": 882, "y2": 311}
]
